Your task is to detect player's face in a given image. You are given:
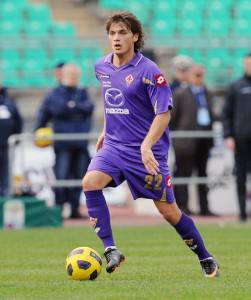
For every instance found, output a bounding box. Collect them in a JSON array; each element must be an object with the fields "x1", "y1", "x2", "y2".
[
  {"x1": 244, "y1": 56, "x2": 251, "y2": 76},
  {"x1": 108, "y1": 22, "x2": 138, "y2": 56}
]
